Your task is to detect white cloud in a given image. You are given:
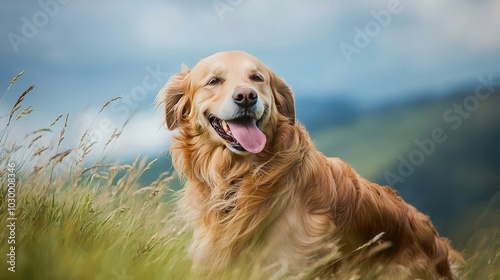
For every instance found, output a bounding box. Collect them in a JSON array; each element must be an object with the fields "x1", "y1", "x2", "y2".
[
  {"x1": 134, "y1": 4, "x2": 189, "y2": 49},
  {"x1": 440, "y1": 0, "x2": 500, "y2": 52},
  {"x1": 129, "y1": 0, "x2": 338, "y2": 51},
  {"x1": 72, "y1": 108, "x2": 170, "y2": 161},
  {"x1": 109, "y1": 112, "x2": 171, "y2": 159},
  {"x1": 390, "y1": 0, "x2": 500, "y2": 55},
  {"x1": 2, "y1": 0, "x2": 500, "y2": 121}
]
